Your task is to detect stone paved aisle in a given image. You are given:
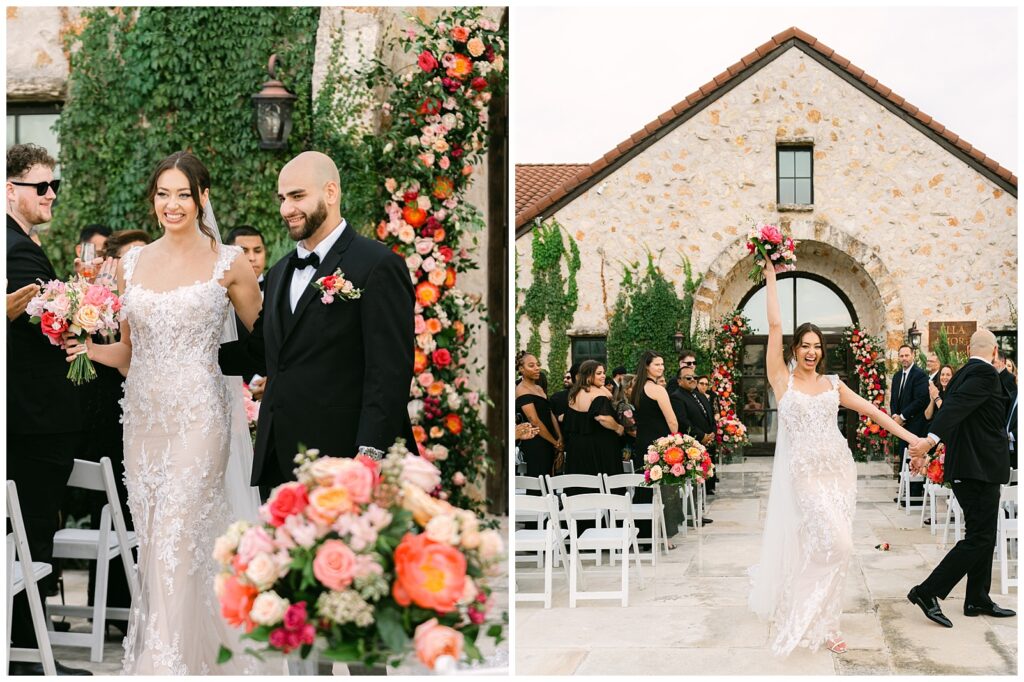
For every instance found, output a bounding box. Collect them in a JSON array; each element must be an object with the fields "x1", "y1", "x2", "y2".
[{"x1": 515, "y1": 460, "x2": 1018, "y2": 675}]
